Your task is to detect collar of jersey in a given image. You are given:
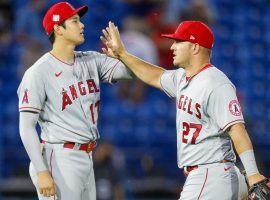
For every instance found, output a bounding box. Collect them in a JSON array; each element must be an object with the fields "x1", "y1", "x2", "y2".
[
  {"x1": 186, "y1": 63, "x2": 212, "y2": 81},
  {"x1": 49, "y1": 52, "x2": 75, "y2": 66}
]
